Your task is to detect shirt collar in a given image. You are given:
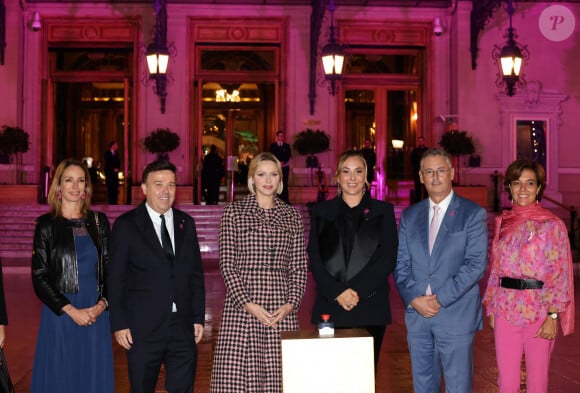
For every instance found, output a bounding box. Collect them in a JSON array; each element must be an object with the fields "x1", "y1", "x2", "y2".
[
  {"x1": 429, "y1": 190, "x2": 454, "y2": 214},
  {"x1": 145, "y1": 203, "x2": 173, "y2": 223}
]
